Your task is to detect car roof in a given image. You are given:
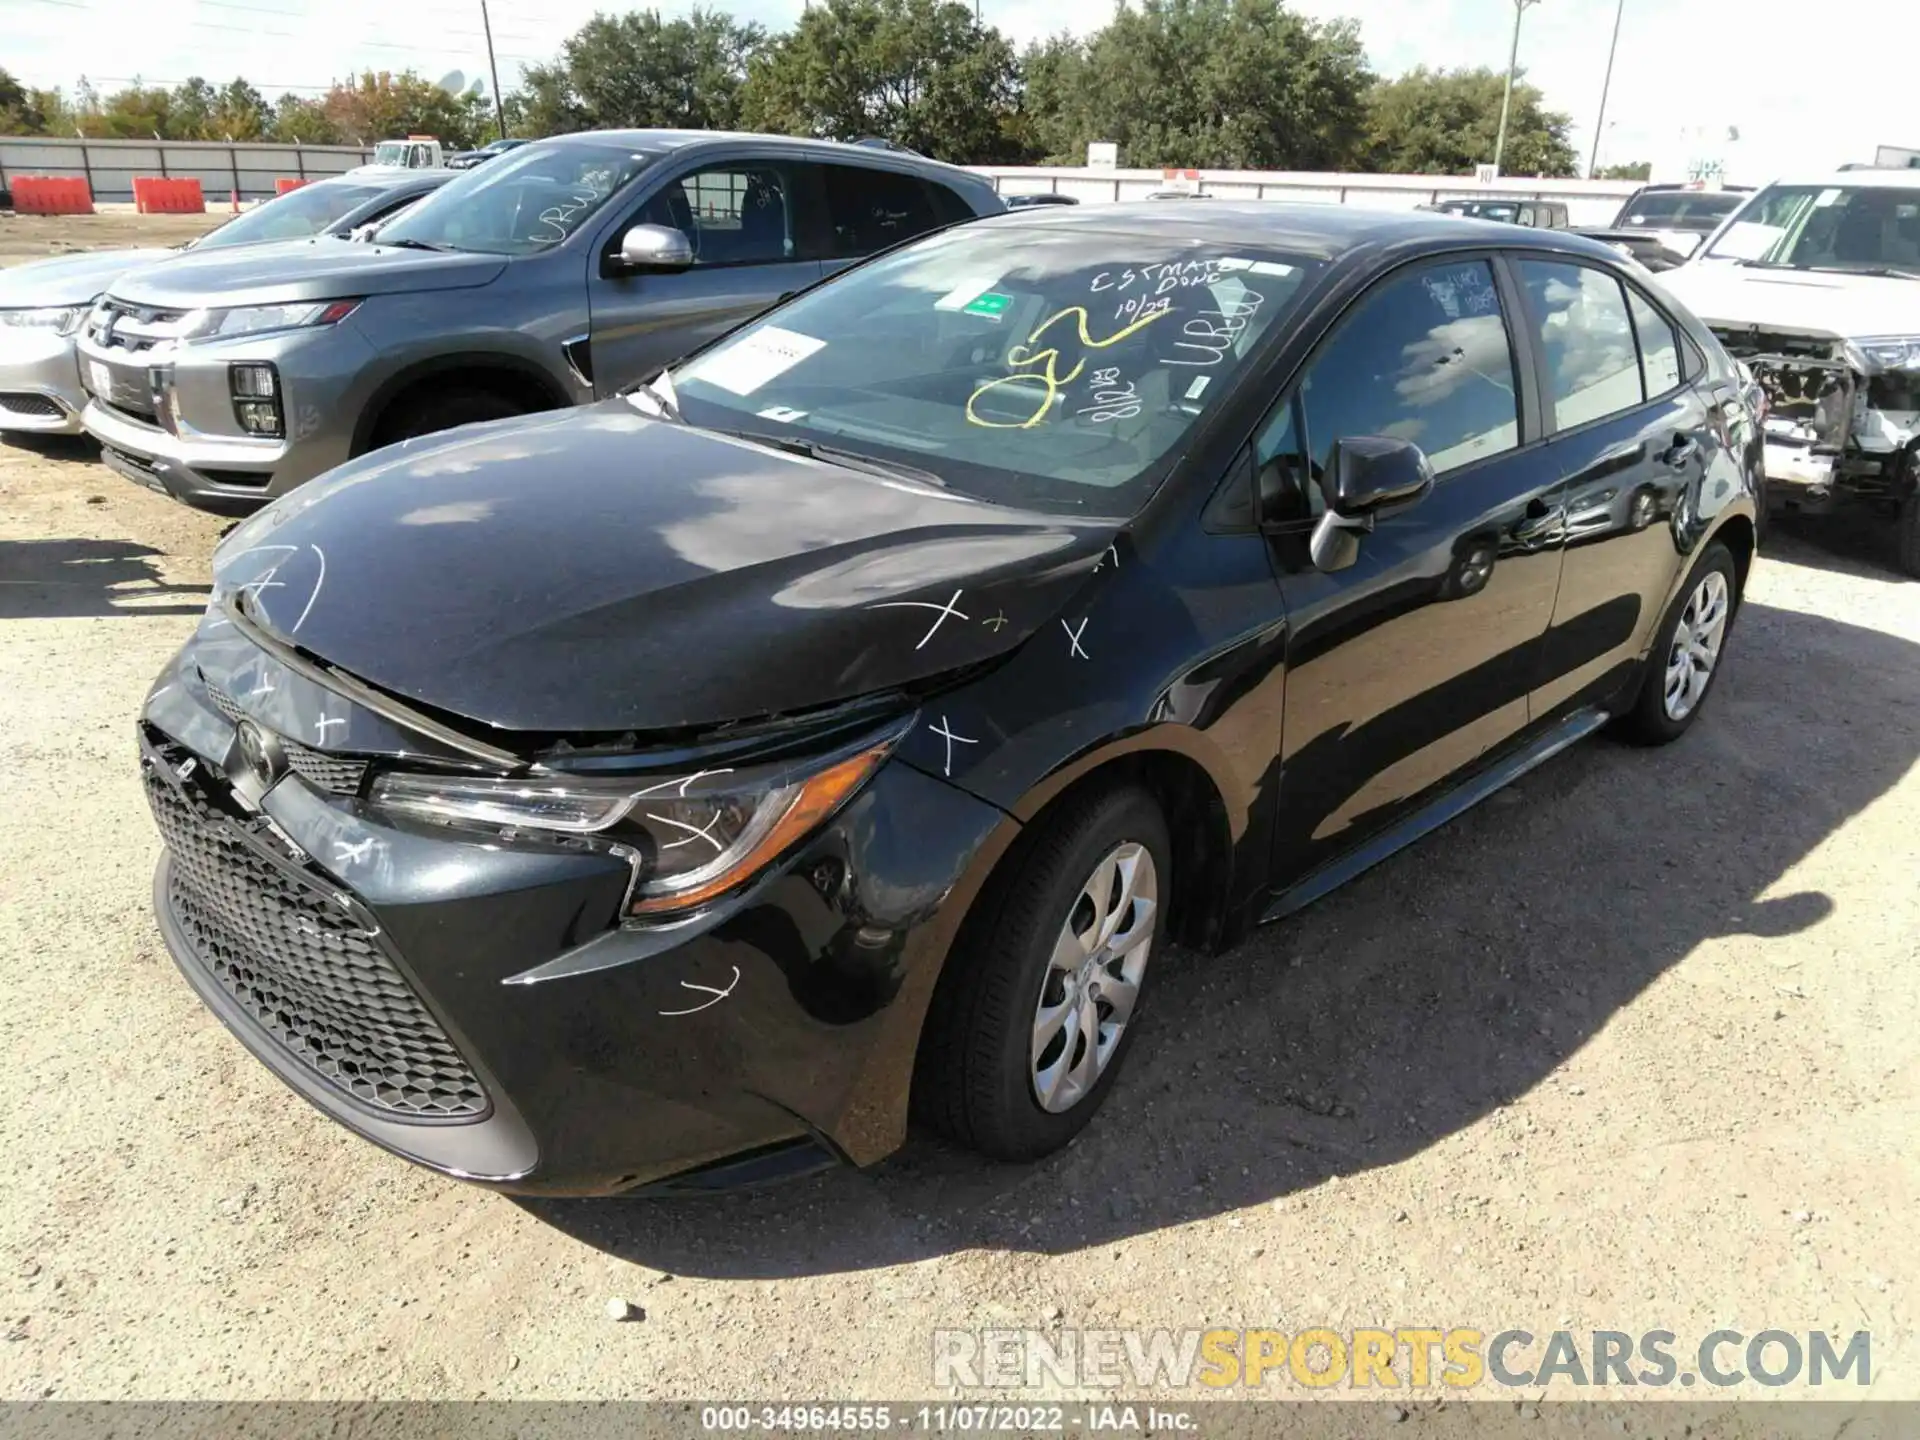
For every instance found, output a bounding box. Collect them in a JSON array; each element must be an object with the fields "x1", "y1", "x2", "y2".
[
  {"x1": 528, "y1": 128, "x2": 986, "y2": 185},
  {"x1": 1759, "y1": 169, "x2": 1920, "y2": 191},
  {"x1": 971, "y1": 200, "x2": 1627, "y2": 263}
]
